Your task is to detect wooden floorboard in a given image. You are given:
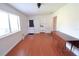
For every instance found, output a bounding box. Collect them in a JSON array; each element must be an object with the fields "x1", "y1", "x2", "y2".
[{"x1": 6, "y1": 33, "x2": 75, "y2": 56}]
